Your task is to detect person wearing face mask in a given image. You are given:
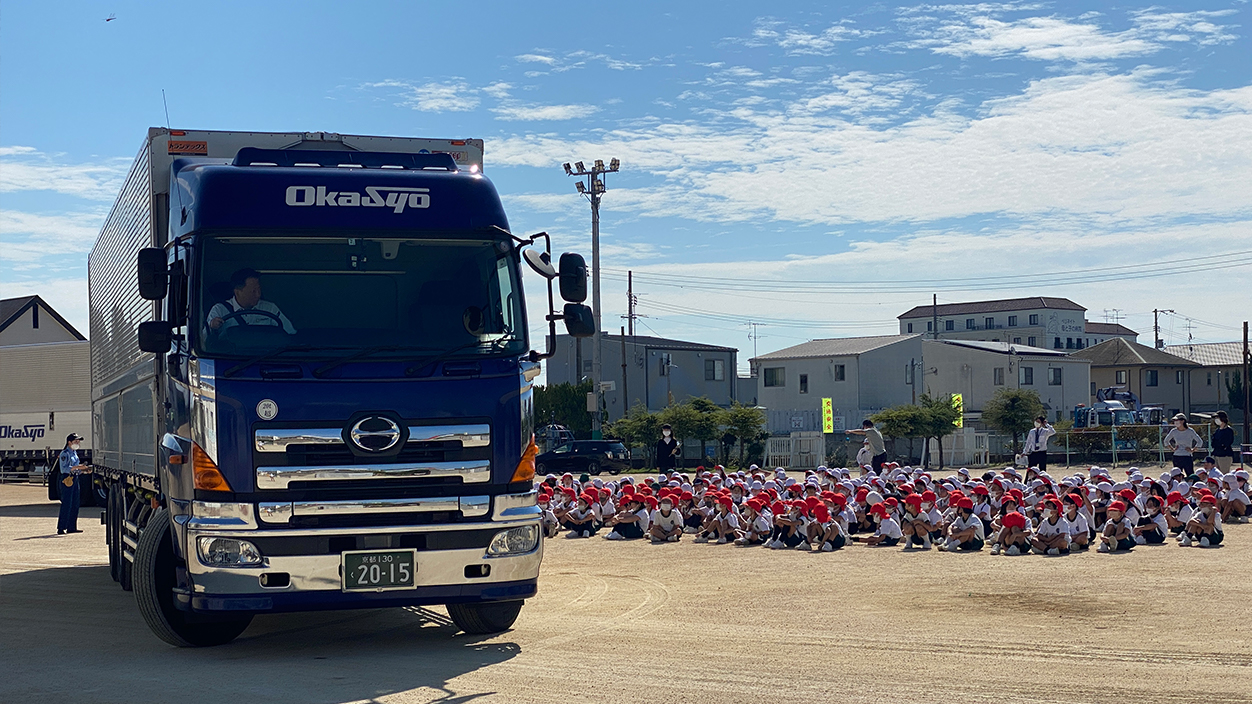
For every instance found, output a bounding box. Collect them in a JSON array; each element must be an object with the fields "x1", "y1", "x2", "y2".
[
  {"x1": 1020, "y1": 416, "x2": 1055, "y2": 472},
  {"x1": 1210, "y1": 411, "x2": 1235, "y2": 473},
  {"x1": 1182, "y1": 494, "x2": 1223, "y2": 547},
  {"x1": 1164, "y1": 414, "x2": 1204, "y2": 473},
  {"x1": 56, "y1": 433, "x2": 92, "y2": 535},
  {"x1": 655, "y1": 424, "x2": 679, "y2": 472}
]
